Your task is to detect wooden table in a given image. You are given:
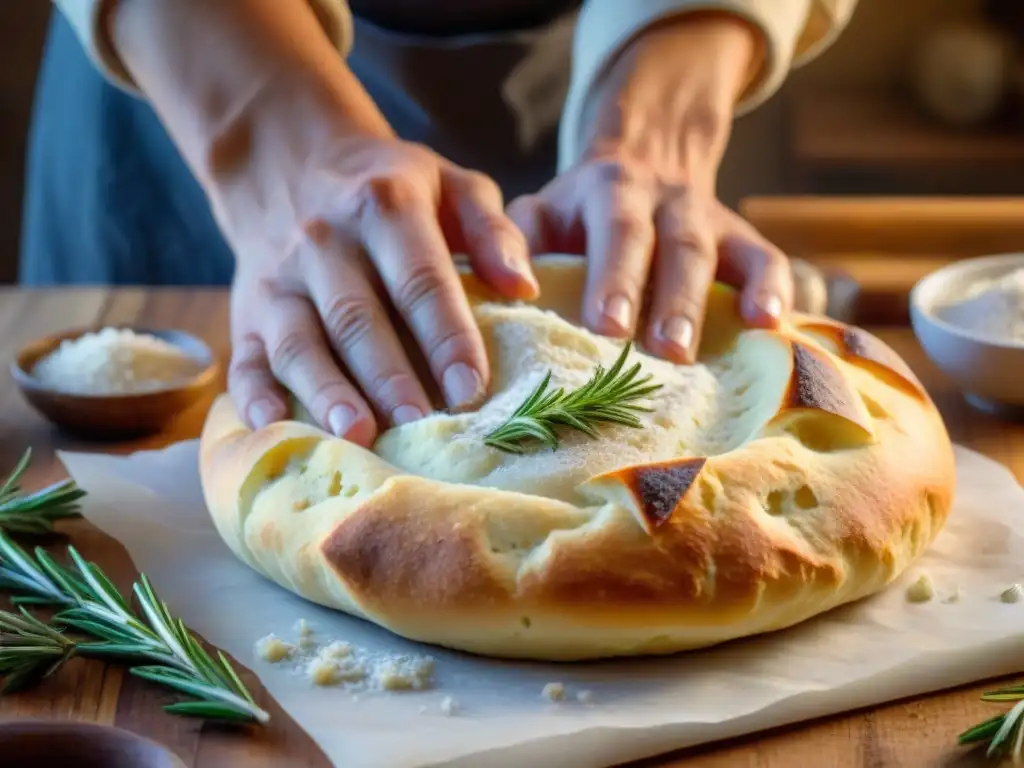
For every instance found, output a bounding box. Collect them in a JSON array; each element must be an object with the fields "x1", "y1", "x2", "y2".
[{"x1": 1, "y1": 287, "x2": 1022, "y2": 768}]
